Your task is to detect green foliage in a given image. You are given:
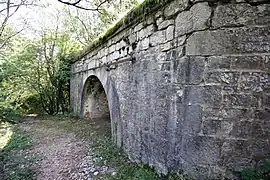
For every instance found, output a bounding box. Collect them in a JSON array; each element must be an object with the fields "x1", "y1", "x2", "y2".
[
  {"x1": 0, "y1": 103, "x2": 22, "y2": 123},
  {"x1": 241, "y1": 160, "x2": 270, "y2": 180},
  {"x1": 0, "y1": 125, "x2": 36, "y2": 180},
  {"x1": 19, "y1": 94, "x2": 44, "y2": 114},
  {"x1": 110, "y1": 165, "x2": 159, "y2": 180}
]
